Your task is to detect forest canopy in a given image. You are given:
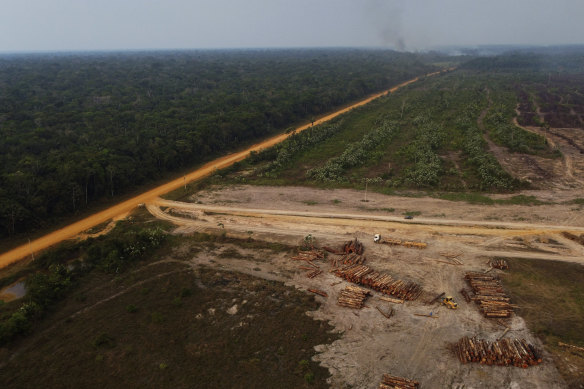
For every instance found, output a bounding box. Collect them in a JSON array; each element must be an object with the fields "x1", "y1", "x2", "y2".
[{"x1": 0, "y1": 49, "x2": 440, "y2": 237}]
